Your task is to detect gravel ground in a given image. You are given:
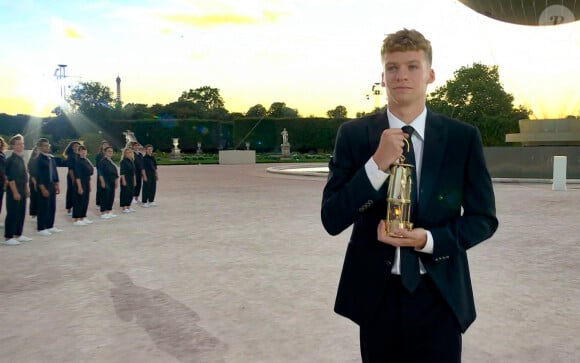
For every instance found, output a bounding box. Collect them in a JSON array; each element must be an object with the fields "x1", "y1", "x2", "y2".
[{"x1": 0, "y1": 164, "x2": 578, "y2": 363}]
